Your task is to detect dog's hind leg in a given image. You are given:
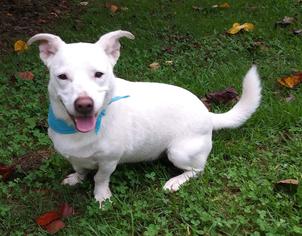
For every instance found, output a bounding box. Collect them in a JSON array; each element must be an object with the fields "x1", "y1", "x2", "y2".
[{"x1": 163, "y1": 134, "x2": 212, "y2": 192}]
